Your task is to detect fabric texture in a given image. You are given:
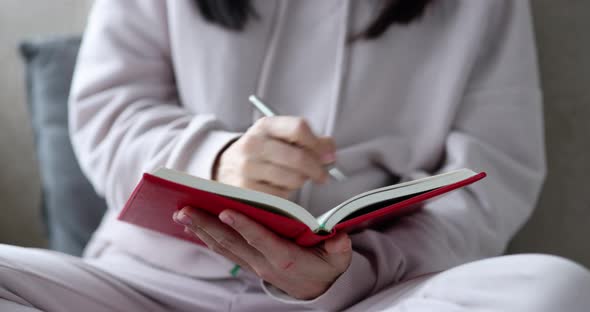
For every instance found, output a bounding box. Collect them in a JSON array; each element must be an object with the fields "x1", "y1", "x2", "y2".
[
  {"x1": 19, "y1": 36, "x2": 107, "y2": 256},
  {"x1": 1, "y1": 245, "x2": 590, "y2": 312},
  {"x1": 67, "y1": 0, "x2": 547, "y2": 309}
]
